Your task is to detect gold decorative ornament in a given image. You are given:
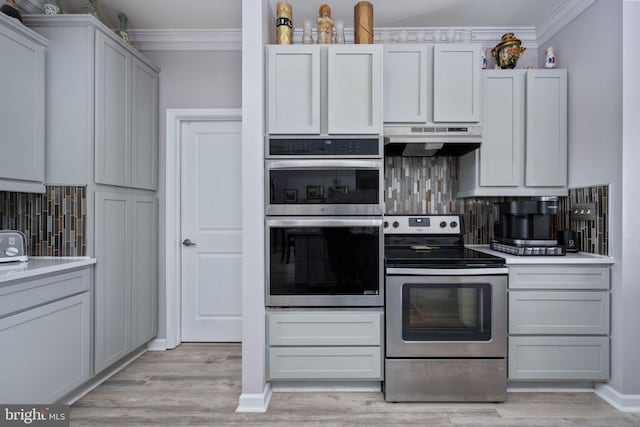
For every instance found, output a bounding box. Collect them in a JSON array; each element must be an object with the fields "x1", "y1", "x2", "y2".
[
  {"x1": 317, "y1": 4, "x2": 334, "y2": 44},
  {"x1": 354, "y1": 1, "x2": 374, "y2": 44},
  {"x1": 491, "y1": 33, "x2": 526, "y2": 69},
  {"x1": 276, "y1": 1, "x2": 293, "y2": 45}
]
